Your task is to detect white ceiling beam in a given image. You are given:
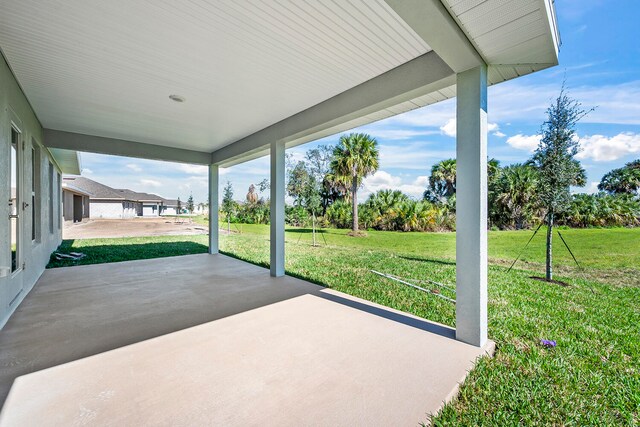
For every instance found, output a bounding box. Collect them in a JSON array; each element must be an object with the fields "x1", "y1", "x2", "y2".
[
  {"x1": 212, "y1": 51, "x2": 454, "y2": 166},
  {"x1": 43, "y1": 129, "x2": 211, "y2": 165},
  {"x1": 384, "y1": 0, "x2": 484, "y2": 73}
]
